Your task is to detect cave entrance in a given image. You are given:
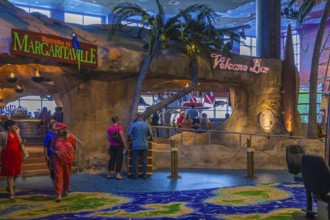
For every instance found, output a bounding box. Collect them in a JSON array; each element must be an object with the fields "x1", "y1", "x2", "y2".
[{"x1": 1, "y1": 95, "x2": 59, "y2": 141}]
